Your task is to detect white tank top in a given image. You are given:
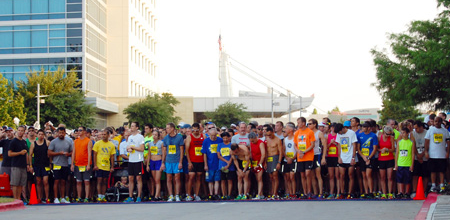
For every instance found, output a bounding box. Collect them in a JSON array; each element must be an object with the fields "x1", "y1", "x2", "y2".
[
  {"x1": 314, "y1": 130, "x2": 321, "y2": 155},
  {"x1": 283, "y1": 136, "x2": 296, "y2": 162}
]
